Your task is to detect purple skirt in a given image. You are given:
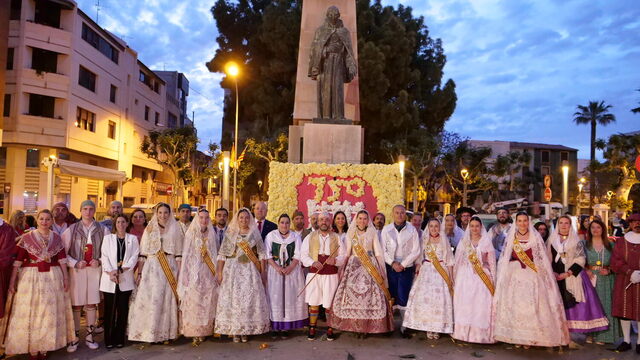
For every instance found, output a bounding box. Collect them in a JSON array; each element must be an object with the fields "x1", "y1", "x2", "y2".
[
  {"x1": 271, "y1": 319, "x2": 309, "y2": 331},
  {"x1": 565, "y1": 271, "x2": 609, "y2": 333}
]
